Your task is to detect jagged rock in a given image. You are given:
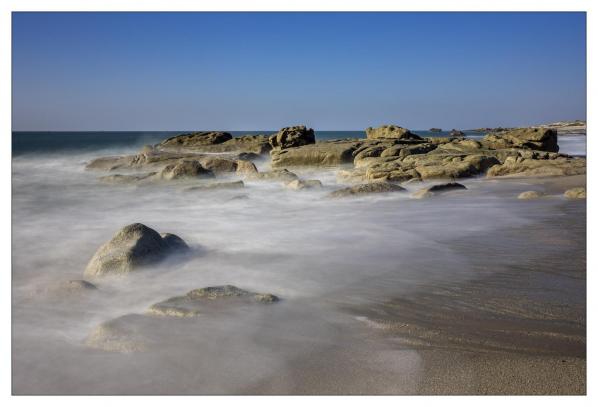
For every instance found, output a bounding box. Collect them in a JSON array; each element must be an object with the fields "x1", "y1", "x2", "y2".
[
  {"x1": 271, "y1": 140, "x2": 360, "y2": 167},
  {"x1": 85, "y1": 314, "x2": 150, "y2": 353},
  {"x1": 269, "y1": 125, "x2": 315, "y2": 149},
  {"x1": 487, "y1": 156, "x2": 586, "y2": 177},
  {"x1": 328, "y1": 182, "x2": 406, "y2": 198},
  {"x1": 158, "y1": 131, "x2": 232, "y2": 149},
  {"x1": 482, "y1": 128, "x2": 558, "y2": 152},
  {"x1": 412, "y1": 182, "x2": 467, "y2": 199},
  {"x1": 285, "y1": 179, "x2": 323, "y2": 190},
  {"x1": 564, "y1": 187, "x2": 586, "y2": 199},
  {"x1": 158, "y1": 160, "x2": 213, "y2": 180},
  {"x1": 518, "y1": 191, "x2": 544, "y2": 200},
  {"x1": 184, "y1": 181, "x2": 245, "y2": 192},
  {"x1": 147, "y1": 285, "x2": 280, "y2": 317},
  {"x1": 365, "y1": 125, "x2": 422, "y2": 140},
  {"x1": 84, "y1": 223, "x2": 189, "y2": 278}
]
